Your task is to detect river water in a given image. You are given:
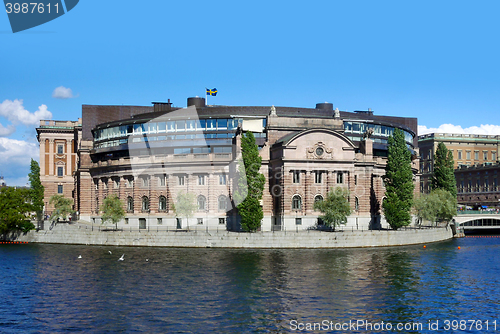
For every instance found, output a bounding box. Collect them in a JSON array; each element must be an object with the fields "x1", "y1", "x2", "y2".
[{"x1": 1, "y1": 237, "x2": 499, "y2": 333}]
